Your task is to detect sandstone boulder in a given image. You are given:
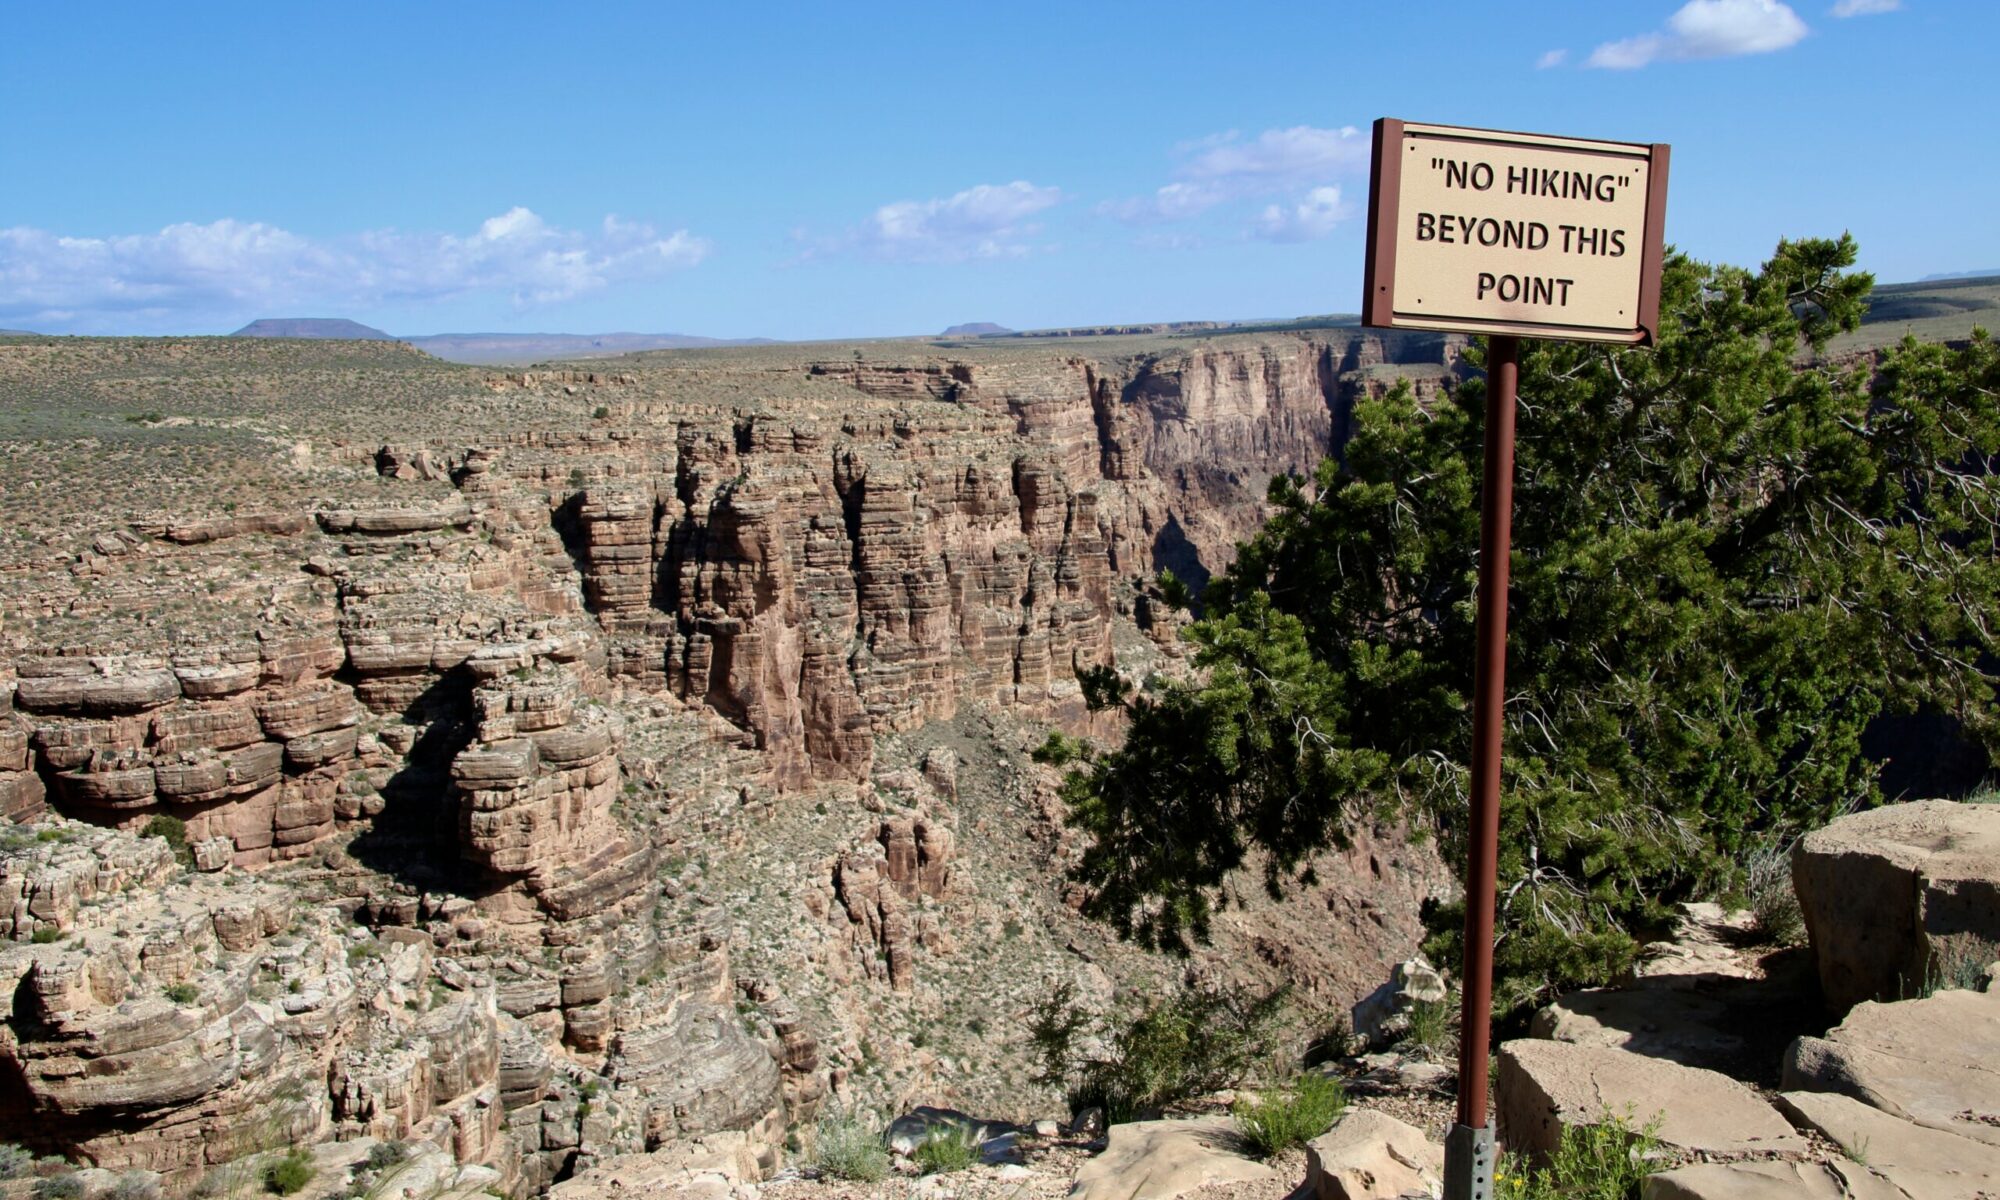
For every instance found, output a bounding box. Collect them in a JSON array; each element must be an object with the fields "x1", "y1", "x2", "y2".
[
  {"x1": 1781, "y1": 986, "x2": 2000, "y2": 1147},
  {"x1": 1304, "y1": 1109, "x2": 1442, "y2": 1200},
  {"x1": 1496, "y1": 1039, "x2": 1804, "y2": 1160},
  {"x1": 1793, "y1": 799, "x2": 2000, "y2": 1012},
  {"x1": 1068, "y1": 1118, "x2": 1279, "y2": 1200}
]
